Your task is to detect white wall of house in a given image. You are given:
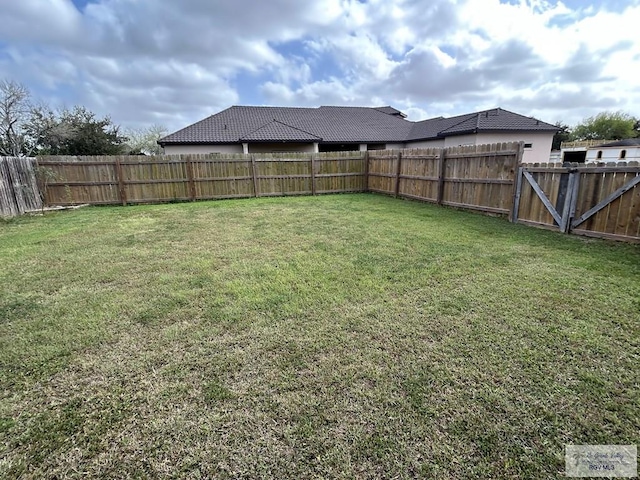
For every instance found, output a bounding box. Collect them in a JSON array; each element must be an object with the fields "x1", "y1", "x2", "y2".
[
  {"x1": 473, "y1": 132, "x2": 554, "y2": 164},
  {"x1": 405, "y1": 139, "x2": 445, "y2": 149},
  {"x1": 163, "y1": 132, "x2": 555, "y2": 161},
  {"x1": 443, "y1": 134, "x2": 478, "y2": 148},
  {"x1": 406, "y1": 132, "x2": 553, "y2": 163},
  {"x1": 586, "y1": 146, "x2": 640, "y2": 163},
  {"x1": 162, "y1": 143, "x2": 319, "y2": 154},
  {"x1": 384, "y1": 143, "x2": 408, "y2": 150},
  {"x1": 163, "y1": 144, "x2": 243, "y2": 155}
]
